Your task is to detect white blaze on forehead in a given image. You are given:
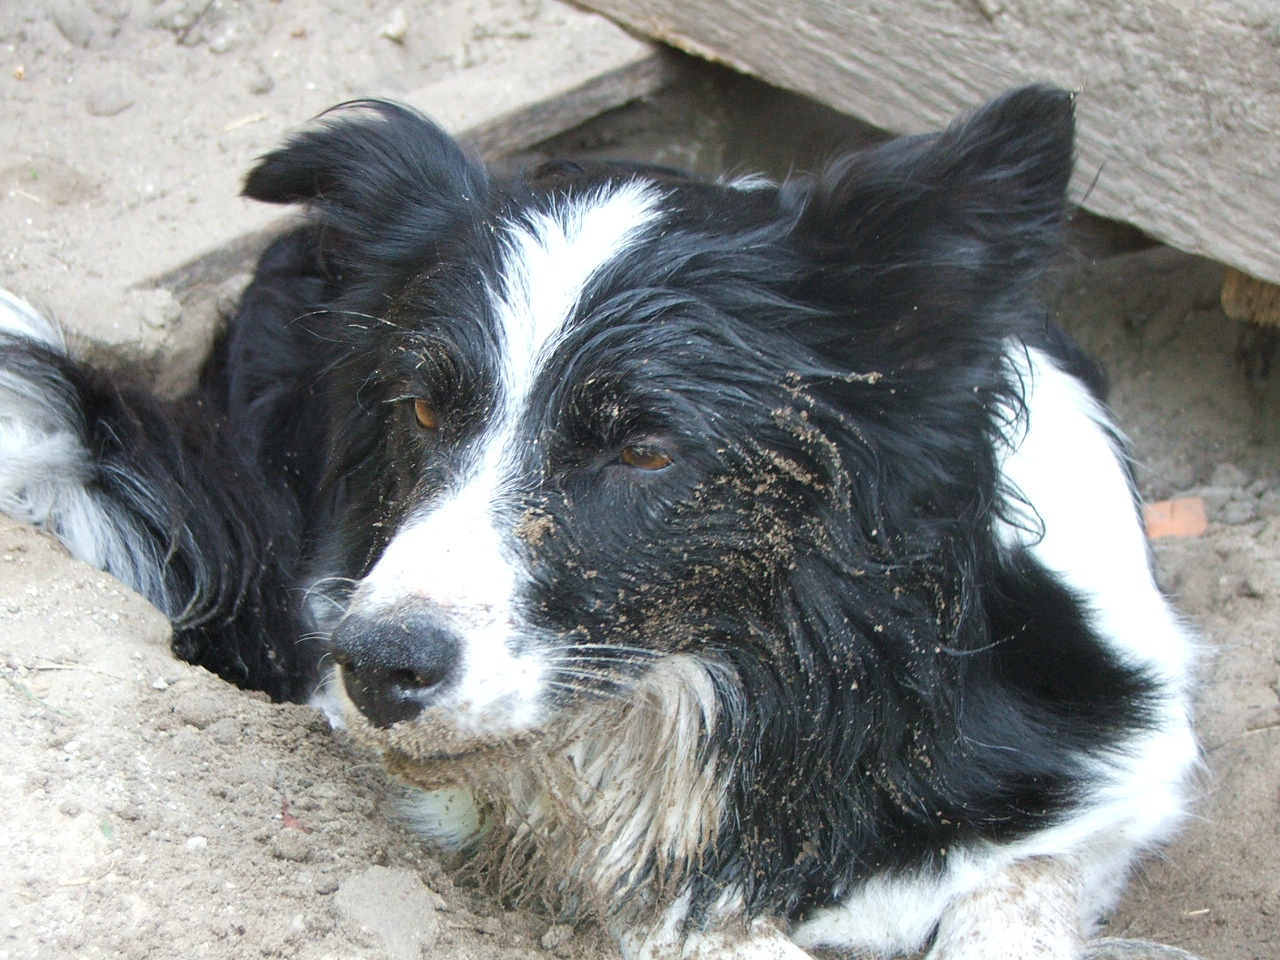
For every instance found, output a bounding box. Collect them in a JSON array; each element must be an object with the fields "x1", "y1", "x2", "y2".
[
  {"x1": 463, "y1": 179, "x2": 663, "y2": 508},
  {"x1": 491, "y1": 180, "x2": 661, "y2": 419},
  {"x1": 351, "y1": 182, "x2": 661, "y2": 730}
]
